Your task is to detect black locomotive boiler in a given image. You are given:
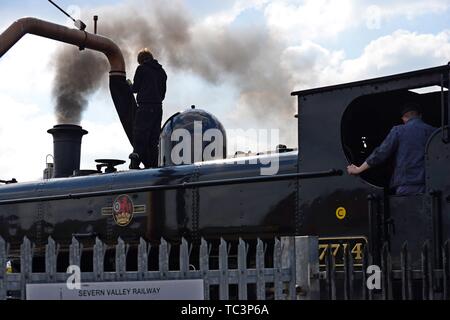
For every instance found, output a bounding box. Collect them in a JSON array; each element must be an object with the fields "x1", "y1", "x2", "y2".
[{"x1": 1, "y1": 17, "x2": 450, "y2": 269}]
